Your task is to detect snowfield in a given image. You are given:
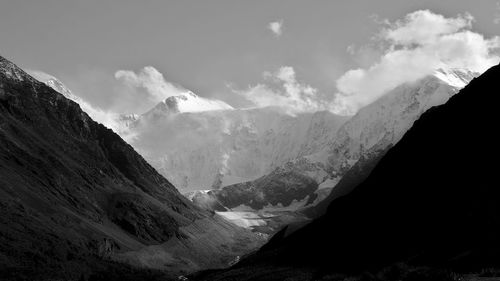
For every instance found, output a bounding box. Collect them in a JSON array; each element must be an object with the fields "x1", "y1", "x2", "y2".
[{"x1": 216, "y1": 211, "x2": 271, "y2": 229}]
